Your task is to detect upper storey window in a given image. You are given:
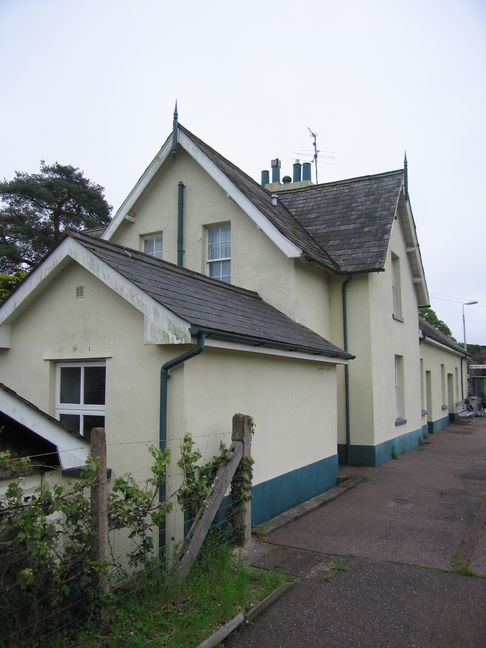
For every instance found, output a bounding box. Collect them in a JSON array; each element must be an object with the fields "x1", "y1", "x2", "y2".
[
  {"x1": 391, "y1": 252, "x2": 403, "y2": 320},
  {"x1": 142, "y1": 234, "x2": 163, "y2": 259},
  {"x1": 207, "y1": 223, "x2": 231, "y2": 283}
]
